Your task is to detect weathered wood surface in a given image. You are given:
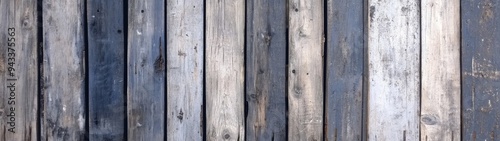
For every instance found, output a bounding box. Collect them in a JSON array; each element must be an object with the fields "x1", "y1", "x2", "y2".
[
  {"x1": 0, "y1": 0, "x2": 38, "y2": 140},
  {"x1": 42, "y1": 0, "x2": 86, "y2": 140},
  {"x1": 462, "y1": 0, "x2": 500, "y2": 140},
  {"x1": 206, "y1": 0, "x2": 245, "y2": 140},
  {"x1": 288, "y1": 0, "x2": 324, "y2": 140},
  {"x1": 325, "y1": 0, "x2": 364, "y2": 140},
  {"x1": 166, "y1": 0, "x2": 204, "y2": 140},
  {"x1": 87, "y1": 0, "x2": 125, "y2": 140},
  {"x1": 421, "y1": 0, "x2": 461, "y2": 140},
  {"x1": 367, "y1": 0, "x2": 420, "y2": 140},
  {"x1": 245, "y1": 0, "x2": 287, "y2": 140},
  {"x1": 127, "y1": 0, "x2": 165, "y2": 140}
]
